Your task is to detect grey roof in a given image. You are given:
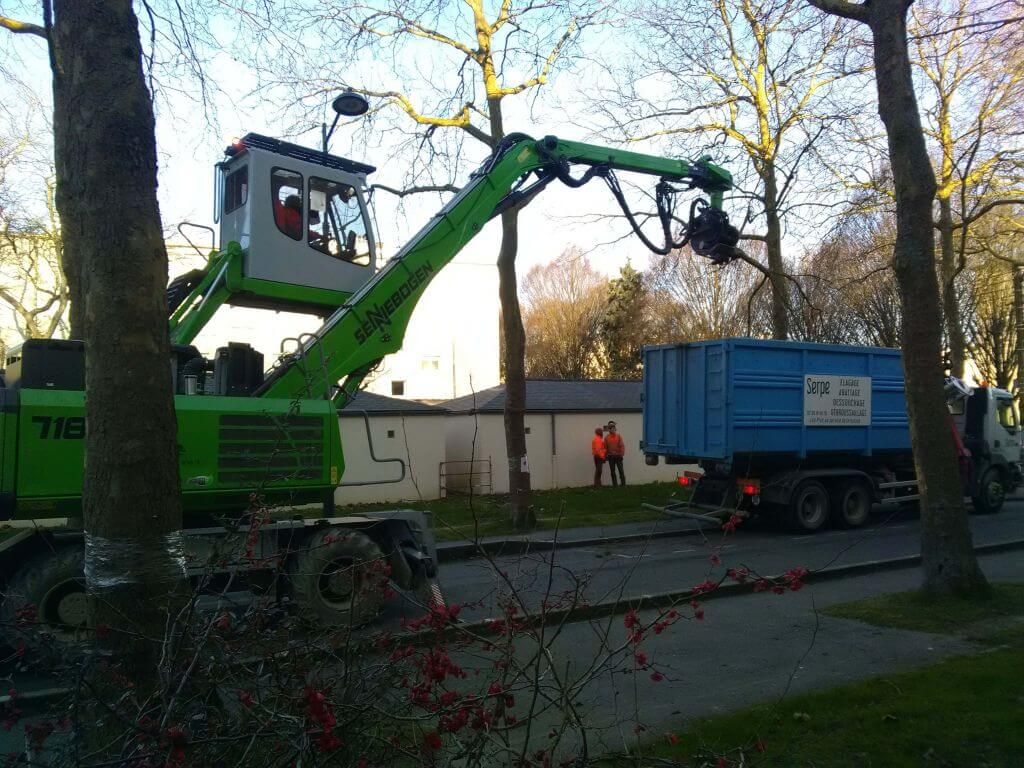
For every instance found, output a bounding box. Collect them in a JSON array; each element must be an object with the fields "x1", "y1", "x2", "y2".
[
  {"x1": 442, "y1": 379, "x2": 642, "y2": 414},
  {"x1": 340, "y1": 390, "x2": 447, "y2": 415}
]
